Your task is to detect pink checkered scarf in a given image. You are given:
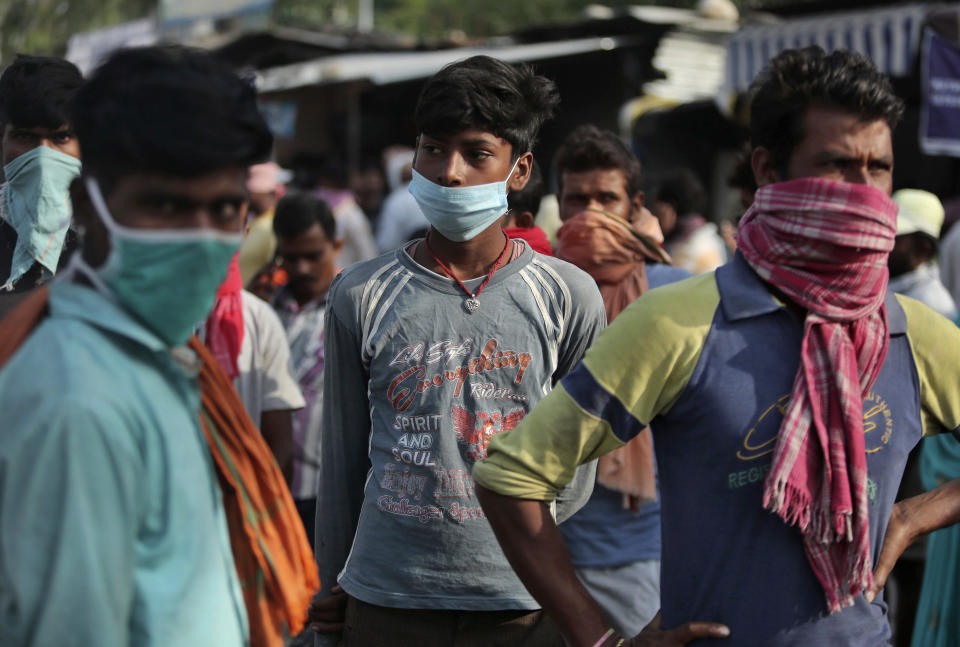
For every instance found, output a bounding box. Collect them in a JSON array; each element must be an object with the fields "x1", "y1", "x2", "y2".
[{"x1": 736, "y1": 177, "x2": 898, "y2": 613}]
